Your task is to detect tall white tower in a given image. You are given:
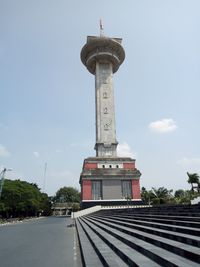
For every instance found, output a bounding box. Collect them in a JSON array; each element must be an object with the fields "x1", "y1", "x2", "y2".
[
  {"x1": 80, "y1": 33, "x2": 141, "y2": 209},
  {"x1": 81, "y1": 36, "x2": 125, "y2": 157}
]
